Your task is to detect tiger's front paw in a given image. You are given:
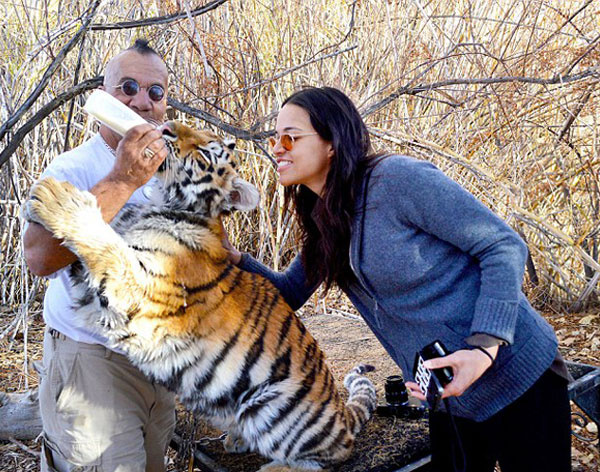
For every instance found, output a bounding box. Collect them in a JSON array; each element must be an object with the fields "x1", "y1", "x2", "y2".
[{"x1": 23, "y1": 177, "x2": 100, "y2": 239}]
